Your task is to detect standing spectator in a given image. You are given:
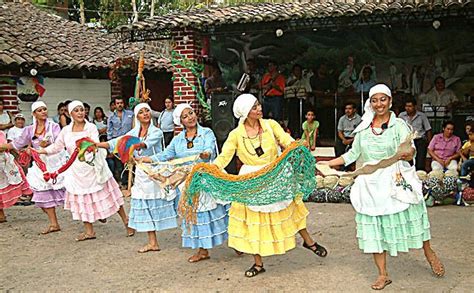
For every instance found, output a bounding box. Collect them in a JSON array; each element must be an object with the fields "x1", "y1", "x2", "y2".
[
  {"x1": 107, "y1": 97, "x2": 134, "y2": 187},
  {"x1": 398, "y1": 98, "x2": 433, "y2": 170},
  {"x1": 83, "y1": 102, "x2": 91, "y2": 122},
  {"x1": 52, "y1": 102, "x2": 66, "y2": 124},
  {"x1": 301, "y1": 109, "x2": 319, "y2": 151},
  {"x1": 353, "y1": 65, "x2": 377, "y2": 94},
  {"x1": 157, "y1": 97, "x2": 175, "y2": 146},
  {"x1": 310, "y1": 62, "x2": 336, "y2": 106},
  {"x1": 336, "y1": 102, "x2": 362, "y2": 157},
  {"x1": 0, "y1": 99, "x2": 13, "y2": 135},
  {"x1": 106, "y1": 100, "x2": 116, "y2": 118},
  {"x1": 6, "y1": 114, "x2": 26, "y2": 142},
  {"x1": 59, "y1": 100, "x2": 72, "y2": 128},
  {"x1": 92, "y1": 107, "x2": 107, "y2": 141},
  {"x1": 205, "y1": 66, "x2": 226, "y2": 97},
  {"x1": 244, "y1": 58, "x2": 262, "y2": 97},
  {"x1": 422, "y1": 76, "x2": 458, "y2": 108},
  {"x1": 285, "y1": 64, "x2": 312, "y2": 137},
  {"x1": 261, "y1": 60, "x2": 285, "y2": 121},
  {"x1": 428, "y1": 121, "x2": 461, "y2": 172}
]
